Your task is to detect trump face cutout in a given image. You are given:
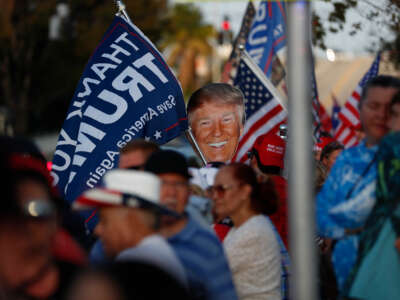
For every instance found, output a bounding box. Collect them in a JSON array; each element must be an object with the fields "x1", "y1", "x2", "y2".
[{"x1": 190, "y1": 101, "x2": 243, "y2": 163}]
